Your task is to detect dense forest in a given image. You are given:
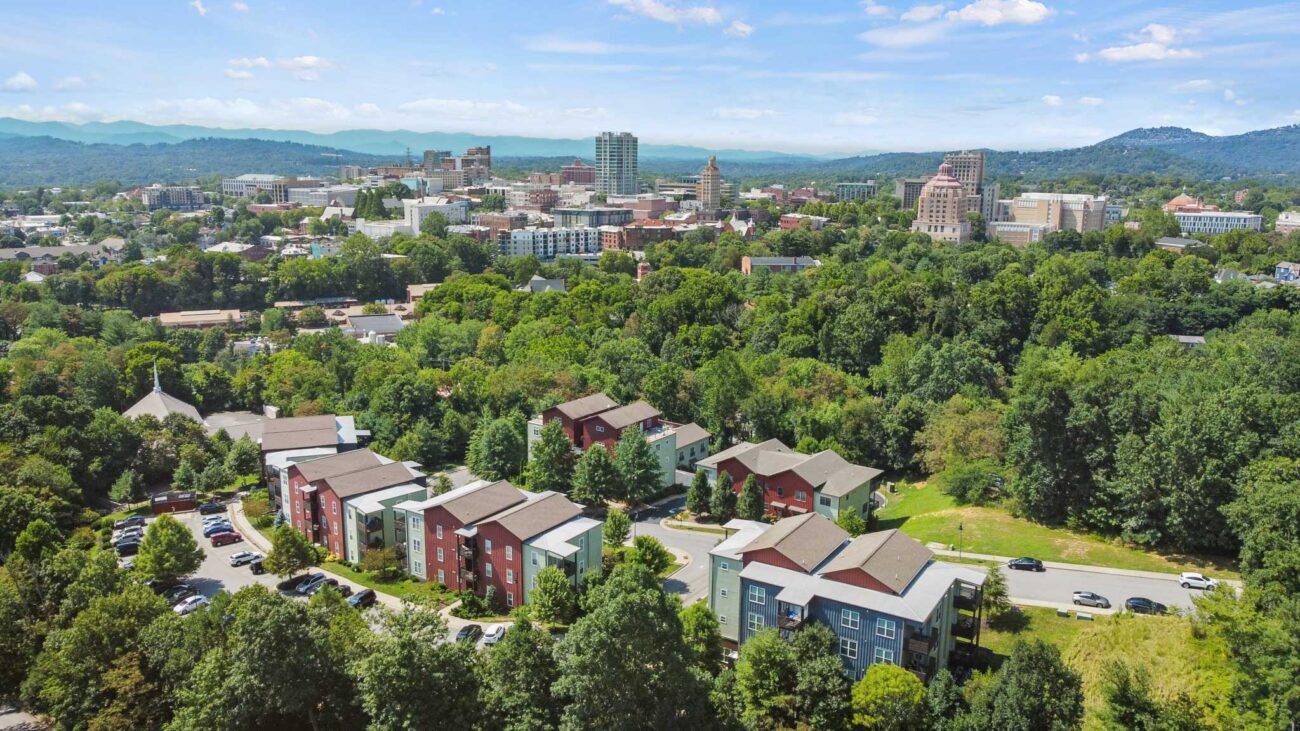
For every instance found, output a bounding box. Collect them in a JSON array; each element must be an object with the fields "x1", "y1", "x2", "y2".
[{"x1": 0, "y1": 188, "x2": 1299, "y2": 728}]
